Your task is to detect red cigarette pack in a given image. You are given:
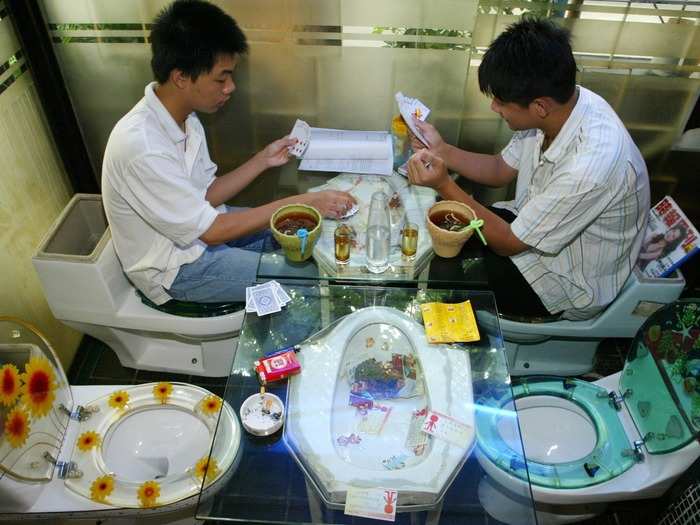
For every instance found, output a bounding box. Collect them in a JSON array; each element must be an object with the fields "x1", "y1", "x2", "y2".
[{"x1": 254, "y1": 350, "x2": 301, "y2": 384}]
